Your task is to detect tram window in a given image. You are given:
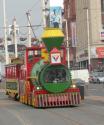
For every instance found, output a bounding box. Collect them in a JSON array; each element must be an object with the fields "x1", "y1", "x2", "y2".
[
  {"x1": 34, "y1": 50, "x2": 41, "y2": 57},
  {"x1": 28, "y1": 51, "x2": 34, "y2": 61},
  {"x1": 45, "y1": 69, "x2": 67, "y2": 83},
  {"x1": 28, "y1": 51, "x2": 33, "y2": 56},
  {"x1": 28, "y1": 50, "x2": 41, "y2": 61},
  {"x1": 6, "y1": 82, "x2": 17, "y2": 90}
]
